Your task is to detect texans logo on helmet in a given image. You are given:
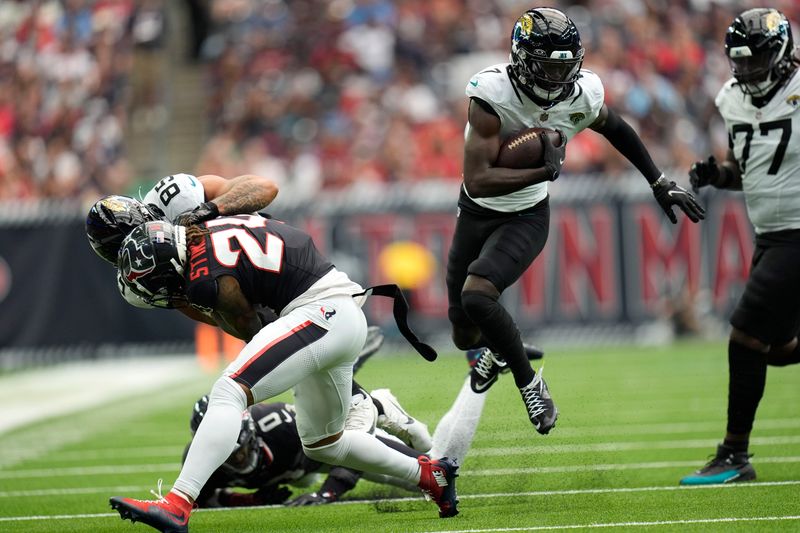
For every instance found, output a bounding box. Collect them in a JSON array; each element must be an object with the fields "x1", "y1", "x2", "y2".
[{"x1": 119, "y1": 240, "x2": 156, "y2": 282}]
